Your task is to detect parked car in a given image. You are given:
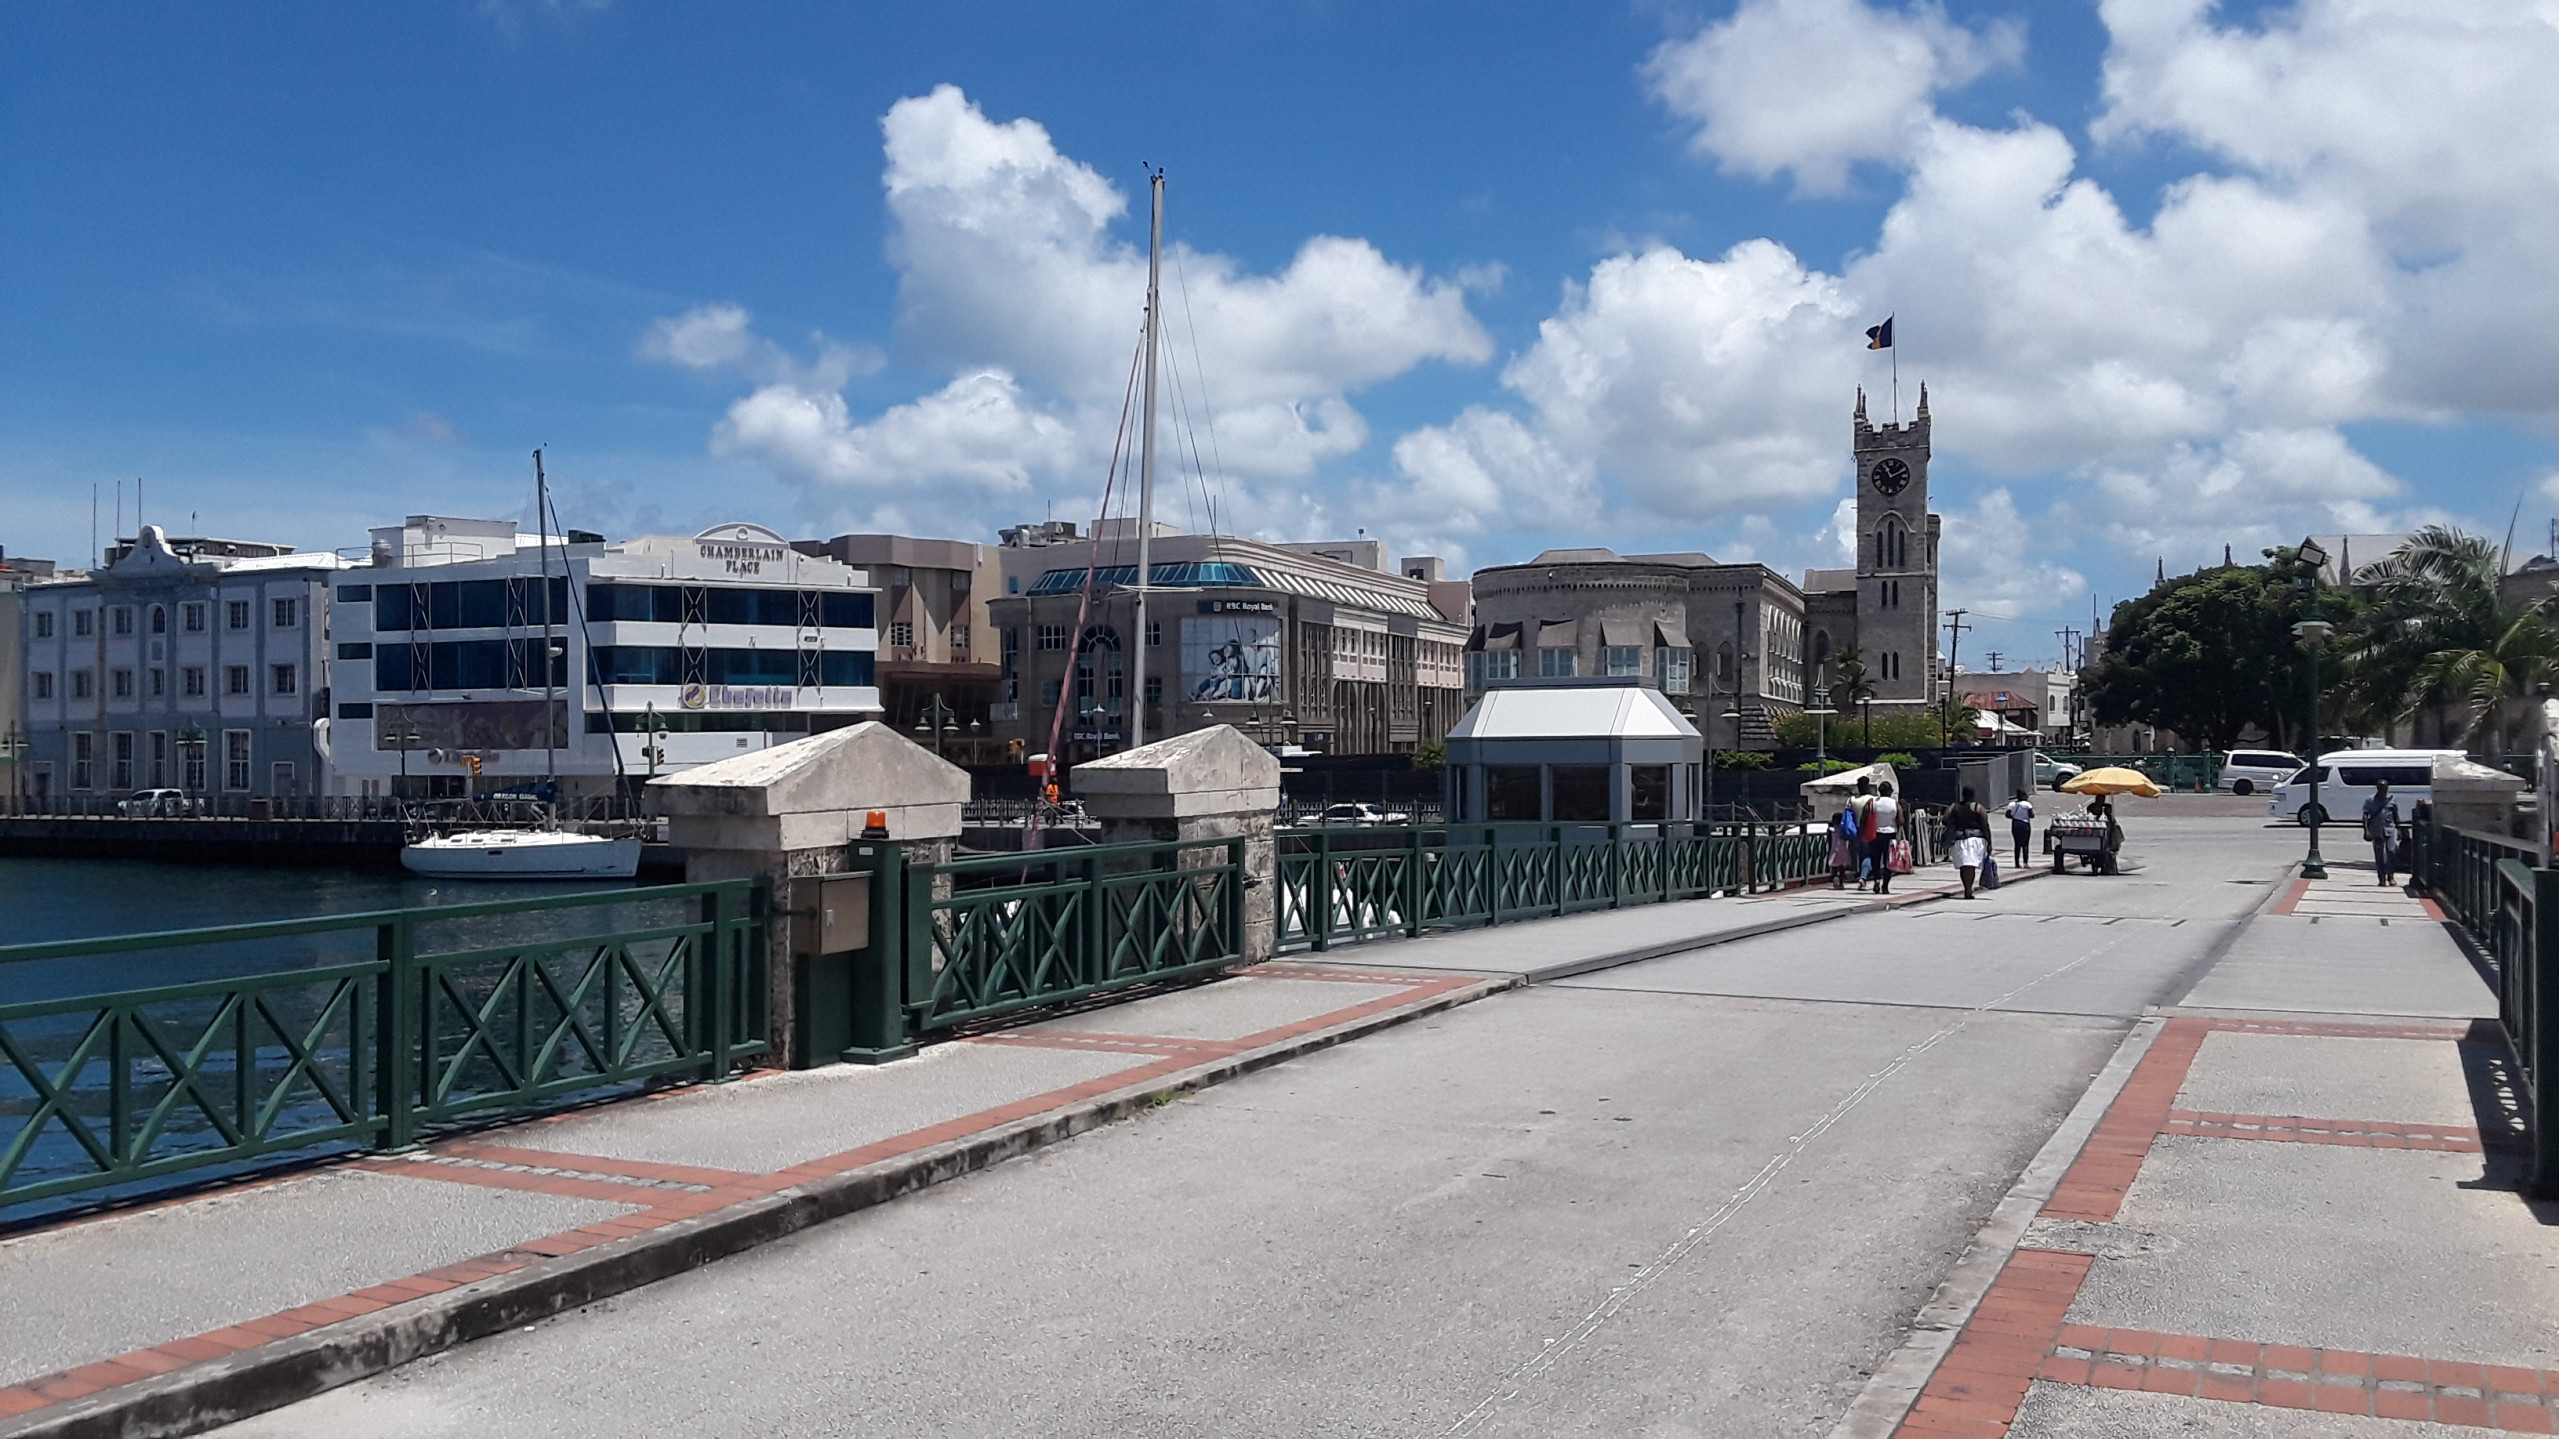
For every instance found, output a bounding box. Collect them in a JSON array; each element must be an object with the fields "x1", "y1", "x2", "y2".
[
  {"x1": 2030, "y1": 752, "x2": 2083, "y2": 791},
  {"x1": 2266, "y1": 748, "x2": 2464, "y2": 826},
  {"x1": 2219, "y1": 748, "x2": 2306, "y2": 797},
  {"x1": 1315, "y1": 803, "x2": 1412, "y2": 827},
  {"x1": 117, "y1": 789, "x2": 197, "y2": 817}
]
